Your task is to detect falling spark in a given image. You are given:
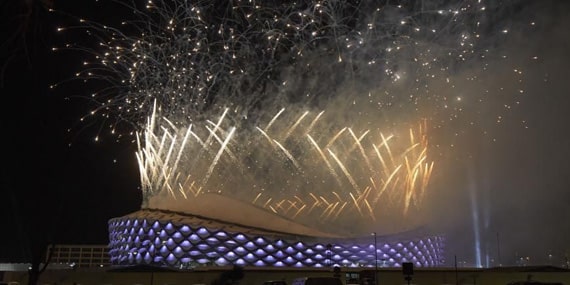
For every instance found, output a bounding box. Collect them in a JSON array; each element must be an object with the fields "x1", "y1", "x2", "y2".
[
  {"x1": 56, "y1": 0, "x2": 530, "y2": 235},
  {"x1": 137, "y1": 109, "x2": 433, "y2": 234}
]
